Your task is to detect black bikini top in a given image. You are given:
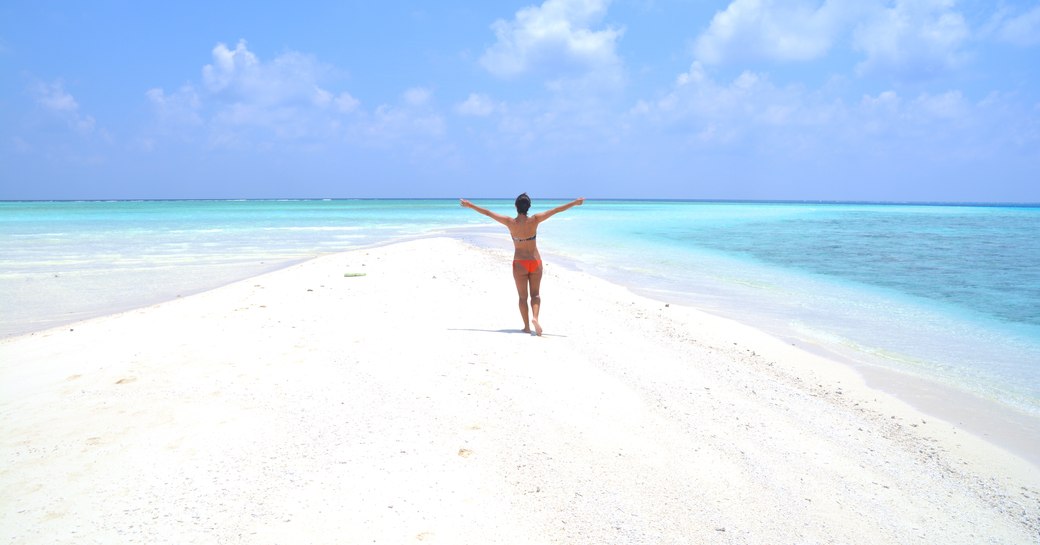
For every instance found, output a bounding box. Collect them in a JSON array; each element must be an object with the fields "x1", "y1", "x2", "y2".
[{"x1": 513, "y1": 235, "x2": 536, "y2": 242}]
